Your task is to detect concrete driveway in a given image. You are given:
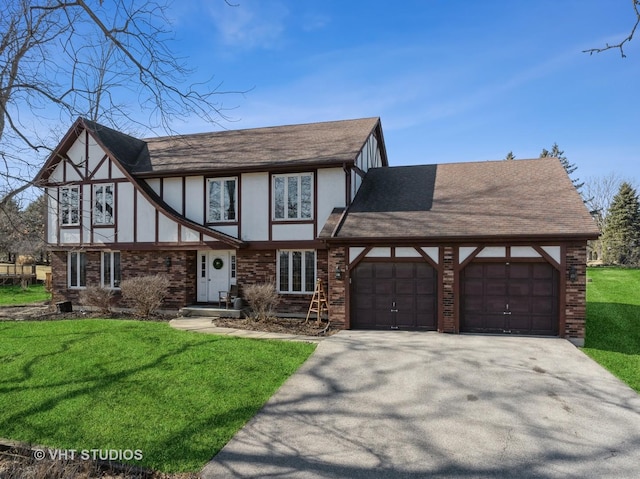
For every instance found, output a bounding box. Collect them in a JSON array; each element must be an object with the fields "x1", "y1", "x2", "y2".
[{"x1": 202, "y1": 331, "x2": 640, "y2": 478}]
